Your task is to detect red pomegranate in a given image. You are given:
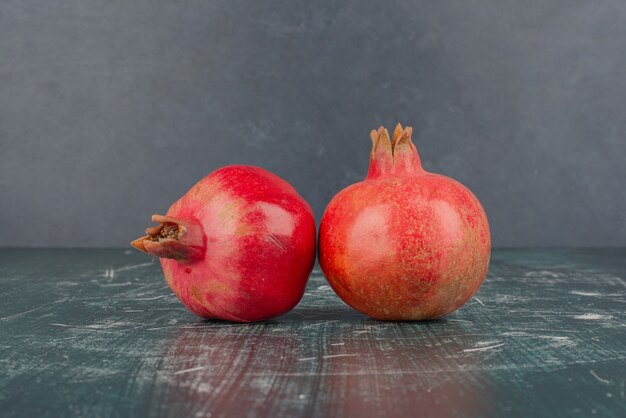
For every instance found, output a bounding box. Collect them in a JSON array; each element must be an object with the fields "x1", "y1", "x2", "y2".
[
  {"x1": 318, "y1": 124, "x2": 490, "y2": 320},
  {"x1": 132, "y1": 166, "x2": 316, "y2": 322}
]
